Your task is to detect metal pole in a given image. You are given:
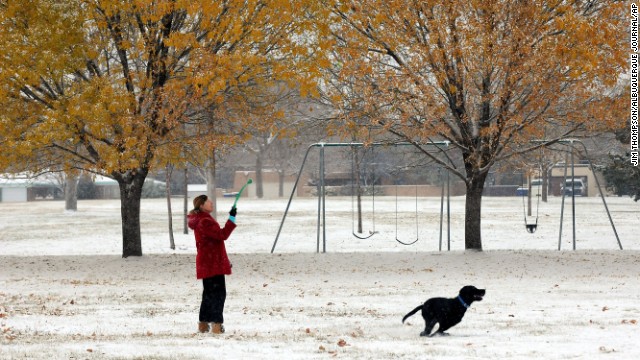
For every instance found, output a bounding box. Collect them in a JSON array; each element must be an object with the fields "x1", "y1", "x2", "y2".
[
  {"x1": 559, "y1": 153, "x2": 569, "y2": 250},
  {"x1": 573, "y1": 140, "x2": 623, "y2": 250},
  {"x1": 272, "y1": 144, "x2": 315, "y2": 253},
  {"x1": 321, "y1": 144, "x2": 327, "y2": 253},
  {"x1": 439, "y1": 169, "x2": 444, "y2": 252},
  {"x1": 571, "y1": 144, "x2": 576, "y2": 250},
  {"x1": 447, "y1": 170, "x2": 451, "y2": 251},
  {"x1": 316, "y1": 145, "x2": 323, "y2": 253}
]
